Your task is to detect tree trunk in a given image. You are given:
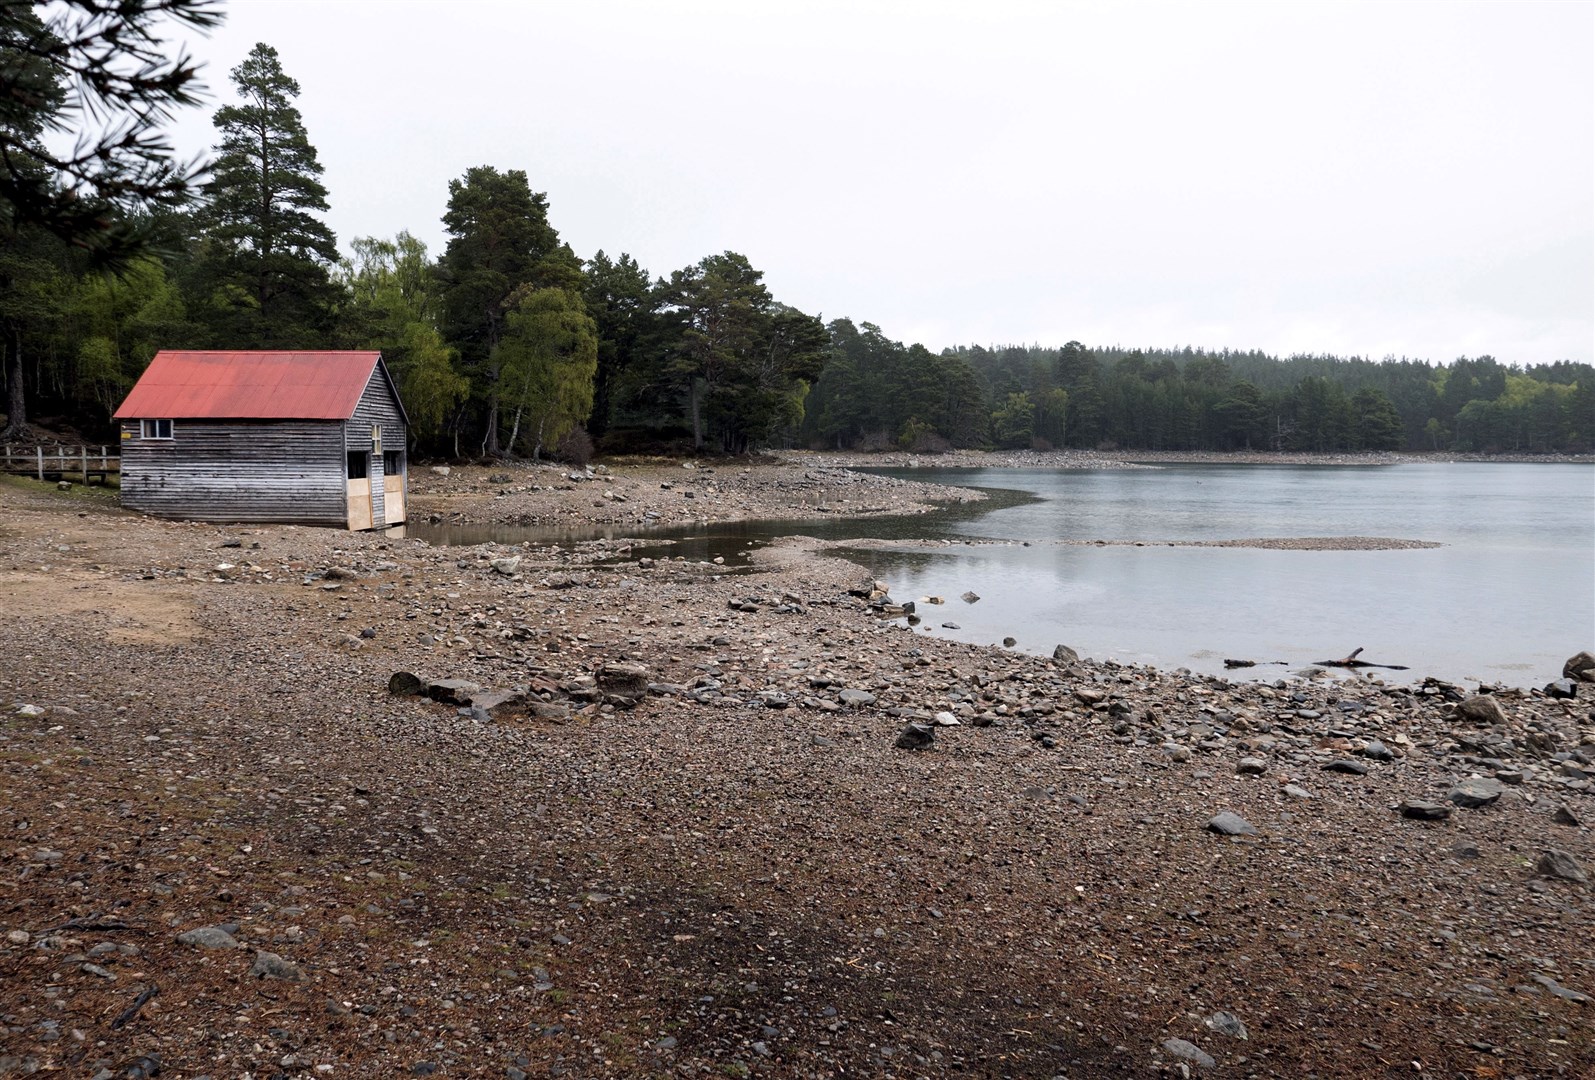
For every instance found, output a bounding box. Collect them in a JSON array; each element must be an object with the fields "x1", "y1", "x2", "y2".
[
  {"x1": 483, "y1": 385, "x2": 501, "y2": 457},
  {"x1": 689, "y1": 377, "x2": 703, "y2": 449},
  {"x1": 507, "y1": 402, "x2": 523, "y2": 458},
  {"x1": 0, "y1": 324, "x2": 28, "y2": 440}
]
